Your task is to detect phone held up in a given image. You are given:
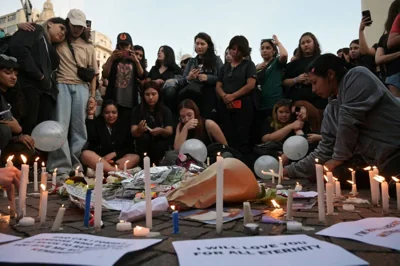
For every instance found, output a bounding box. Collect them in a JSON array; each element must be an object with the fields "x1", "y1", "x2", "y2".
[{"x1": 362, "y1": 10, "x2": 372, "y2": 26}]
